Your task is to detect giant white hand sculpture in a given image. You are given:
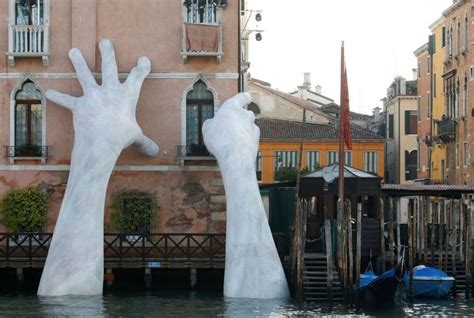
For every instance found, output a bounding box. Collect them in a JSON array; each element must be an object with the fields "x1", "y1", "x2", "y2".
[
  {"x1": 38, "y1": 40, "x2": 159, "y2": 296},
  {"x1": 202, "y1": 93, "x2": 289, "y2": 299}
]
